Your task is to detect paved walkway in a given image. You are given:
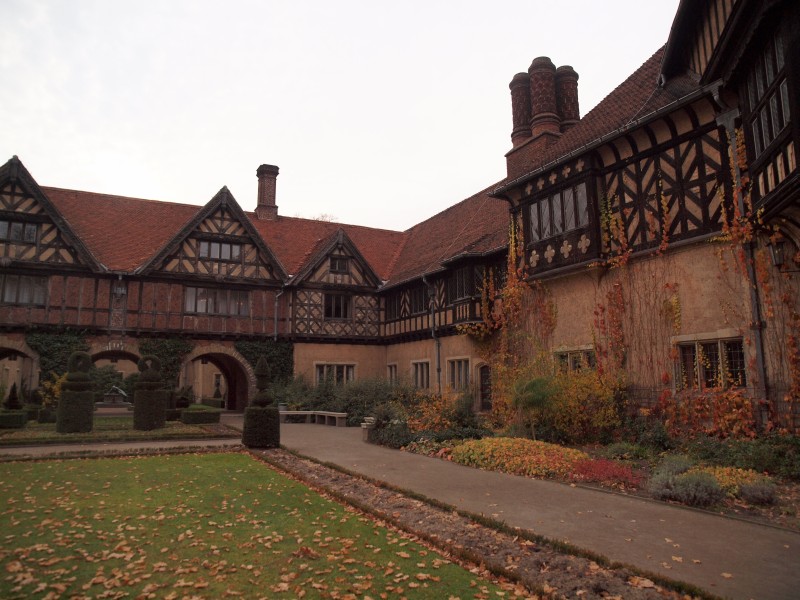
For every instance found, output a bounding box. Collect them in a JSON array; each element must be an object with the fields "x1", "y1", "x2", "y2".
[{"x1": 2, "y1": 417, "x2": 798, "y2": 600}]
